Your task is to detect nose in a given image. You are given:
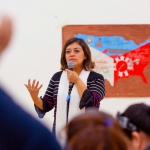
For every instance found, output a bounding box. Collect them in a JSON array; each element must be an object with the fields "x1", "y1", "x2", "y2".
[{"x1": 70, "y1": 51, "x2": 75, "y2": 56}]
